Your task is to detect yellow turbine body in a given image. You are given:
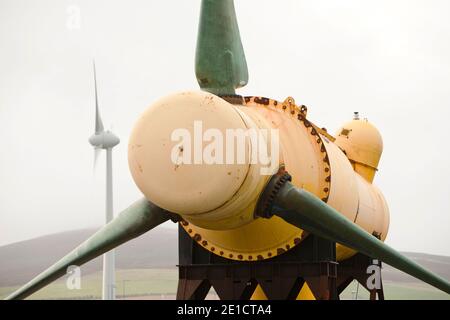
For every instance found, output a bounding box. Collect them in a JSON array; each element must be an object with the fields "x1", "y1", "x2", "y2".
[{"x1": 128, "y1": 91, "x2": 389, "y2": 265}]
